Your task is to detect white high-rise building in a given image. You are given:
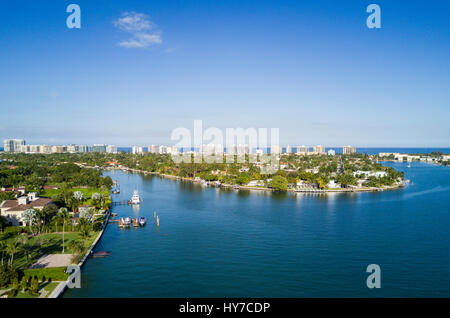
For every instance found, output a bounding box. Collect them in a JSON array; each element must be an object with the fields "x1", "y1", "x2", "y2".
[
  {"x1": 132, "y1": 146, "x2": 144, "y2": 154},
  {"x1": 67, "y1": 145, "x2": 78, "y2": 153},
  {"x1": 270, "y1": 145, "x2": 281, "y2": 154},
  {"x1": 148, "y1": 145, "x2": 160, "y2": 154},
  {"x1": 343, "y1": 145, "x2": 356, "y2": 155},
  {"x1": 313, "y1": 145, "x2": 326, "y2": 155},
  {"x1": 285, "y1": 145, "x2": 292, "y2": 154},
  {"x1": 296, "y1": 145, "x2": 309, "y2": 155},
  {"x1": 3, "y1": 139, "x2": 25, "y2": 152},
  {"x1": 106, "y1": 145, "x2": 118, "y2": 154}
]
